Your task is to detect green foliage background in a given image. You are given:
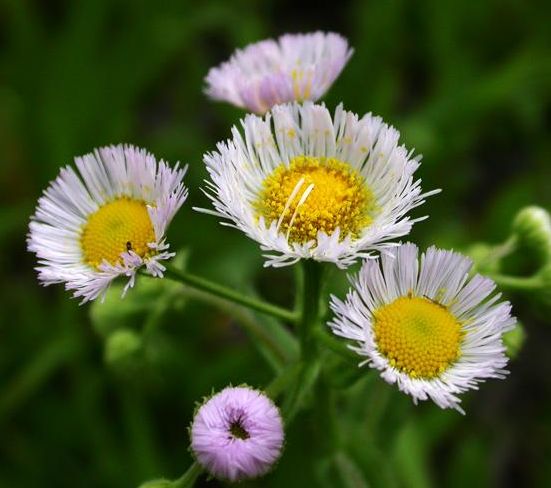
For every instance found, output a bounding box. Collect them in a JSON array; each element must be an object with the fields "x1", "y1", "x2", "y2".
[{"x1": 1, "y1": 0, "x2": 550, "y2": 486}]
